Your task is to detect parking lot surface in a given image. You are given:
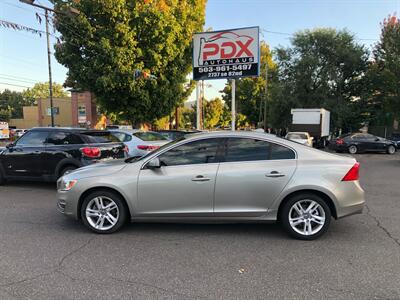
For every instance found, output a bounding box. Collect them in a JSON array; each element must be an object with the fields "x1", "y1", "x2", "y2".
[{"x1": 0, "y1": 153, "x2": 399, "y2": 299}]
